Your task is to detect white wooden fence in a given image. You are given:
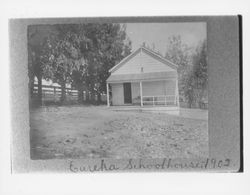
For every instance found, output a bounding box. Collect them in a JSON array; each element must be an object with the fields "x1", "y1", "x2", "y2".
[{"x1": 32, "y1": 84, "x2": 107, "y2": 103}]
